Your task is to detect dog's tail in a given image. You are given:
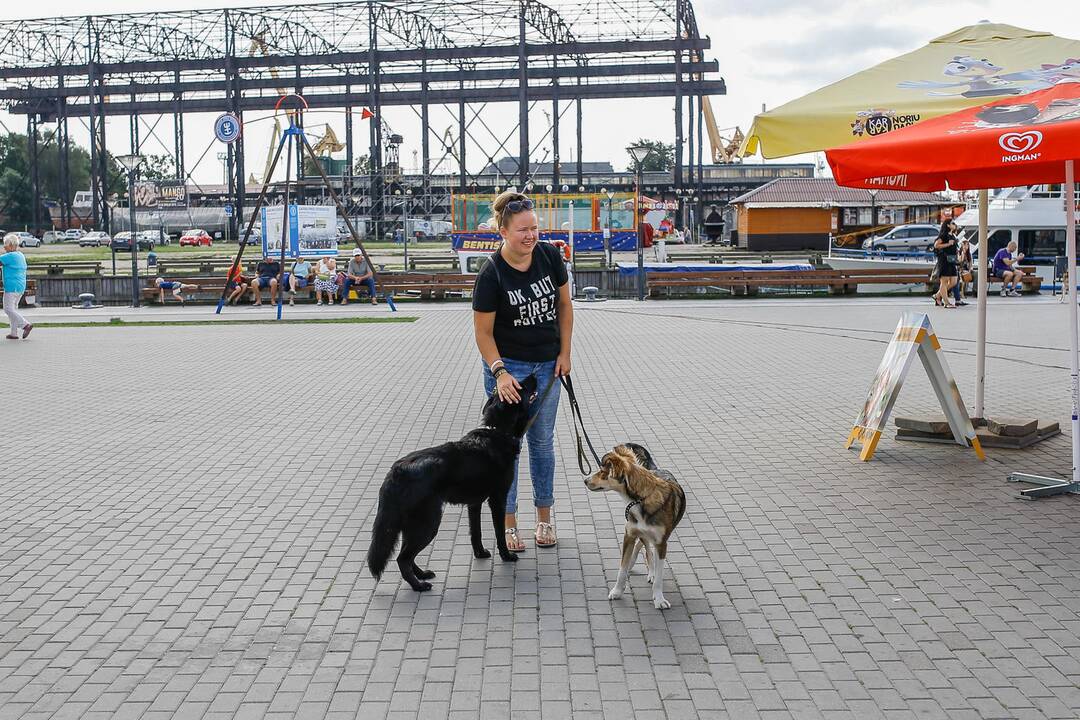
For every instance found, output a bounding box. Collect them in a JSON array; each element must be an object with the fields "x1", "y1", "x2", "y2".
[{"x1": 366, "y1": 492, "x2": 403, "y2": 580}]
